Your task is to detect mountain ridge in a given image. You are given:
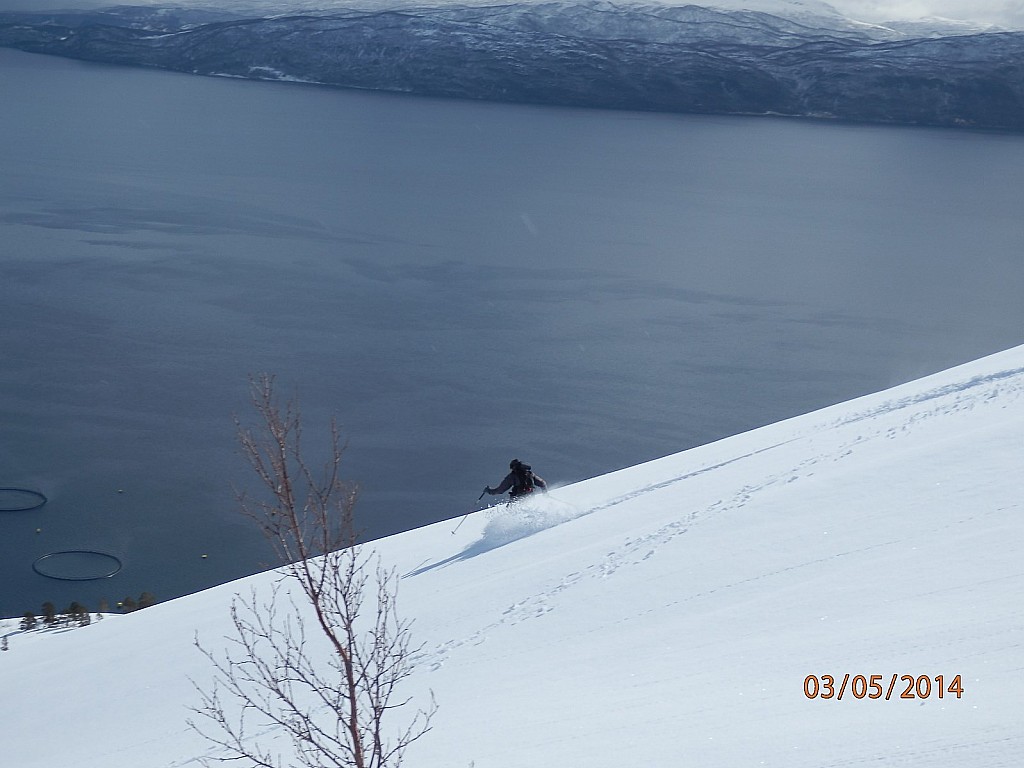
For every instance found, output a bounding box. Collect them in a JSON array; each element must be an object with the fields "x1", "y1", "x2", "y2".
[{"x1": 2, "y1": 2, "x2": 1023, "y2": 130}]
